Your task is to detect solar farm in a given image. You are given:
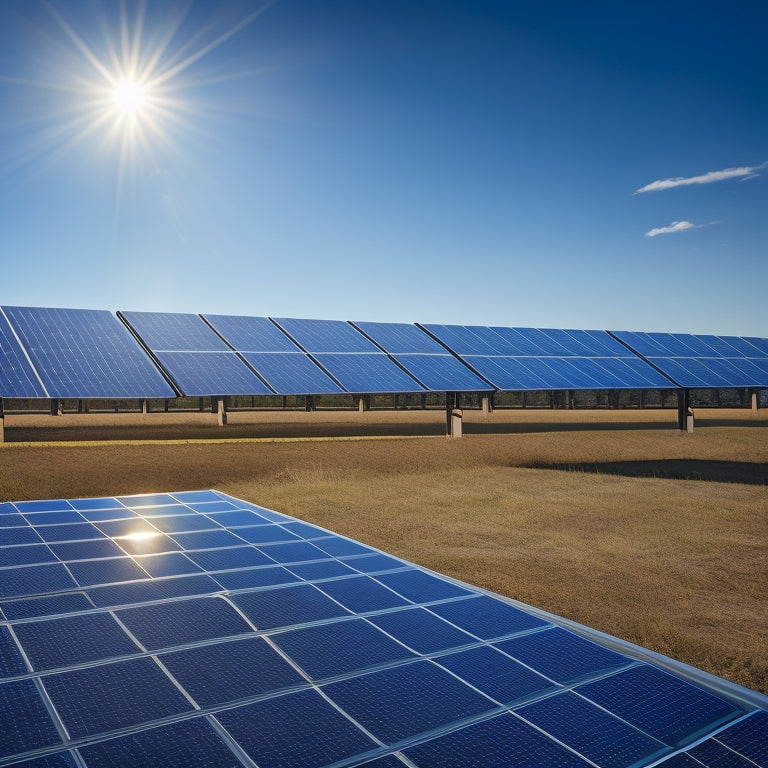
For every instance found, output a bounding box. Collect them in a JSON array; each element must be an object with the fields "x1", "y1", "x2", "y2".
[{"x1": 1, "y1": 306, "x2": 767, "y2": 767}]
